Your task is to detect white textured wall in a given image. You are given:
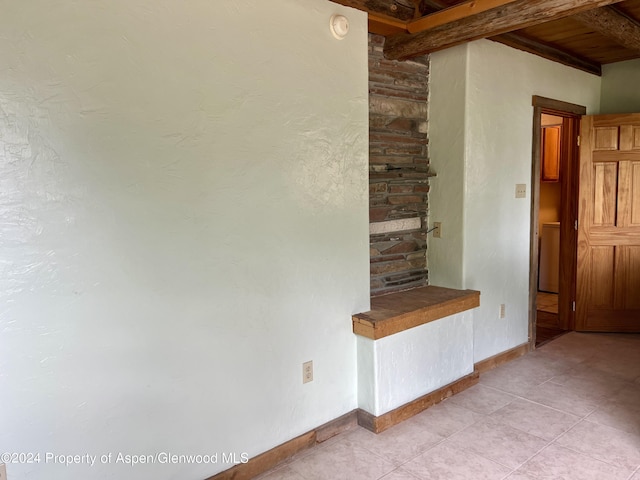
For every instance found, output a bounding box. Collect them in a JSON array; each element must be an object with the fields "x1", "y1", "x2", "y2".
[
  {"x1": 600, "y1": 59, "x2": 640, "y2": 114},
  {"x1": 356, "y1": 336, "x2": 378, "y2": 414},
  {"x1": 428, "y1": 40, "x2": 601, "y2": 363},
  {"x1": 0, "y1": 1, "x2": 369, "y2": 479},
  {"x1": 356, "y1": 312, "x2": 473, "y2": 416},
  {"x1": 465, "y1": 41, "x2": 600, "y2": 361},
  {"x1": 428, "y1": 44, "x2": 469, "y2": 289},
  {"x1": 372, "y1": 312, "x2": 473, "y2": 416}
]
